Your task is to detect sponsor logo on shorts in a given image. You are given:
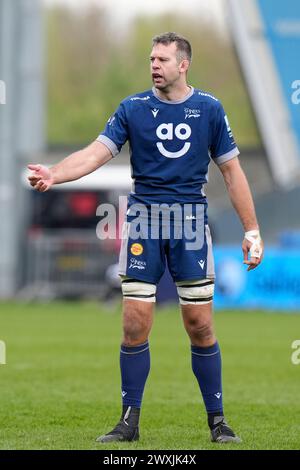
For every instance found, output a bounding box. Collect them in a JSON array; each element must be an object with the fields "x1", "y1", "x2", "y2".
[
  {"x1": 129, "y1": 258, "x2": 146, "y2": 270},
  {"x1": 130, "y1": 243, "x2": 143, "y2": 256}
]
